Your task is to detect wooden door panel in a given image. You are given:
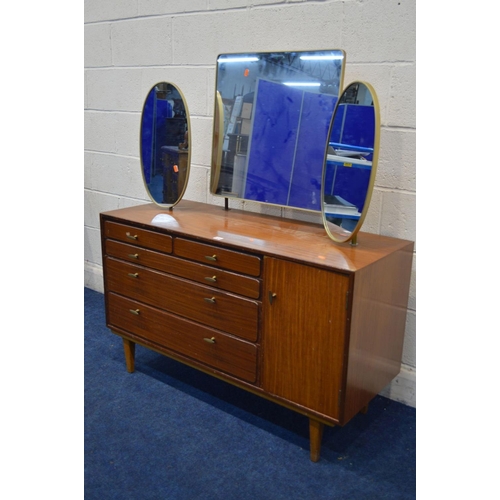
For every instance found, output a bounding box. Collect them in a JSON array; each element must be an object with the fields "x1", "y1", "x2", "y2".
[{"x1": 262, "y1": 257, "x2": 350, "y2": 419}]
